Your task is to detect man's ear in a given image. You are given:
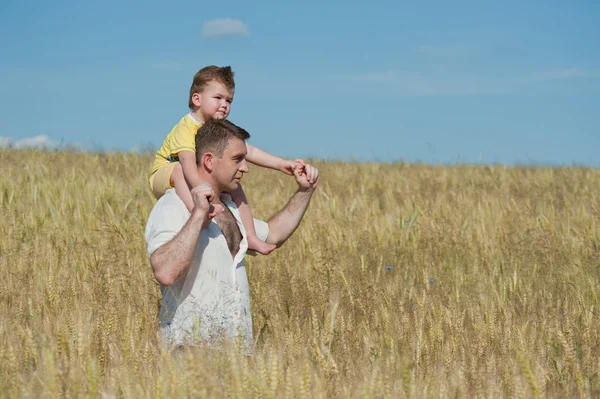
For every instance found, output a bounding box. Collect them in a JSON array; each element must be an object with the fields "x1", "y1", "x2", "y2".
[
  {"x1": 191, "y1": 93, "x2": 202, "y2": 108},
  {"x1": 202, "y1": 152, "x2": 215, "y2": 172}
]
